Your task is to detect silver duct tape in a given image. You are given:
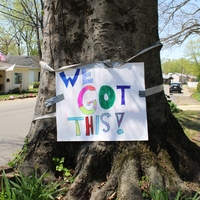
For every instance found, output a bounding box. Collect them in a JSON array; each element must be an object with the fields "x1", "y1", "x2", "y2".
[
  {"x1": 126, "y1": 41, "x2": 163, "y2": 62},
  {"x1": 33, "y1": 112, "x2": 56, "y2": 121},
  {"x1": 139, "y1": 85, "x2": 164, "y2": 97},
  {"x1": 45, "y1": 94, "x2": 64, "y2": 107}
]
